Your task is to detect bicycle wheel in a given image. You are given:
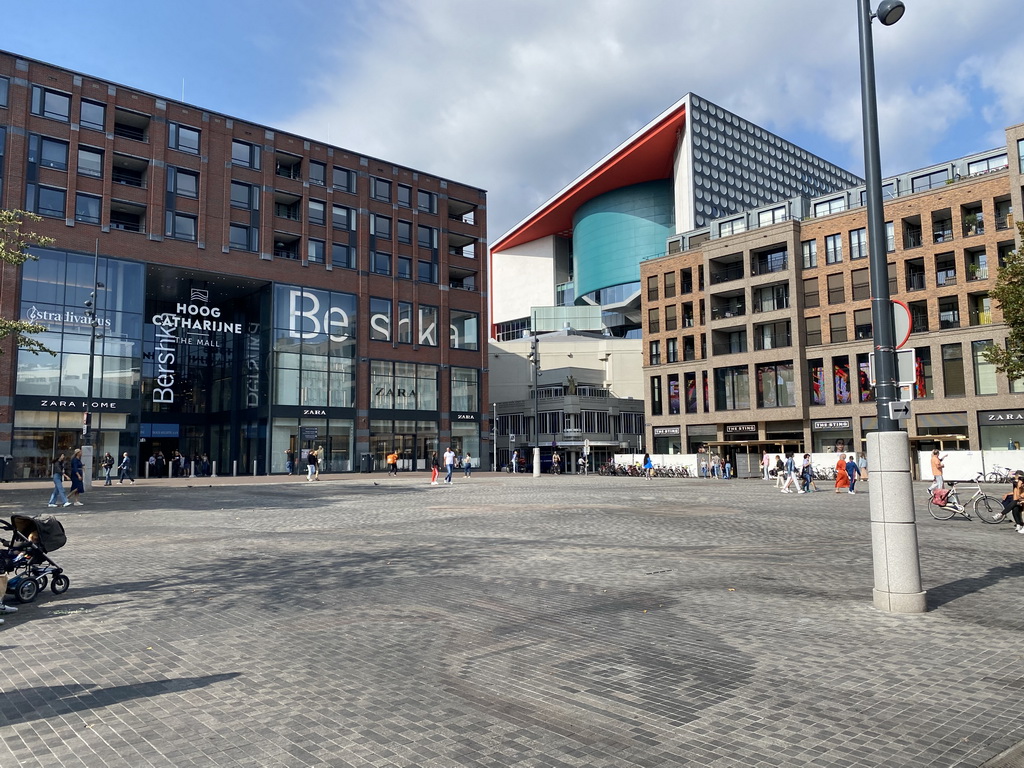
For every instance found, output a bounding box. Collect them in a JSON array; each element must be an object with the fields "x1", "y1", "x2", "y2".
[
  {"x1": 928, "y1": 498, "x2": 957, "y2": 520},
  {"x1": 985, "y1": 472, "x2": 1004, "y2": 484},
  {"x1": 974, "y1": 495, "x2": 1006, "y2": 524}
]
